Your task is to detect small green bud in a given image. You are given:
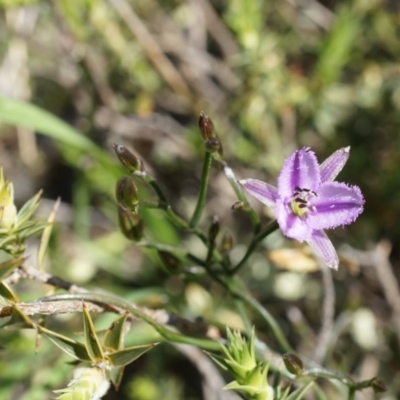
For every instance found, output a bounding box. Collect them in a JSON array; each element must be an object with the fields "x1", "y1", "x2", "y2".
[
  {"x1": 157, "y1": 250, "x2": 183, "y2": 274},
  {"x1": 198, "y1": 112, "x2": 222, "y2": 155},
  {"x1": 283, "y1": 353, "x2": 304, "y2": 375},
  {"x1": 221, "y1": 231, "x2": 233, "y2": 253},
  {"x1": 117, "y1": 205, "x2": 143, "y2": 241},
  {"x1": 115, "y1": 176, "x2": 138, "y2": 210},
  {"x1": 0, "y1": 168, "x2": 17, "y2": 229},
  {"x1": 371, "y1": 378, "x2": 387, "y2": 393},
  {"x1": 231, "y1": 201, "x2": 245, "y2": 211},
  {"x1": 208, "y1": 215, "x2": 220, "y2": 242},
  {"x1": 113, "y1": 144, "x2": 144, "y2": 173}
]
